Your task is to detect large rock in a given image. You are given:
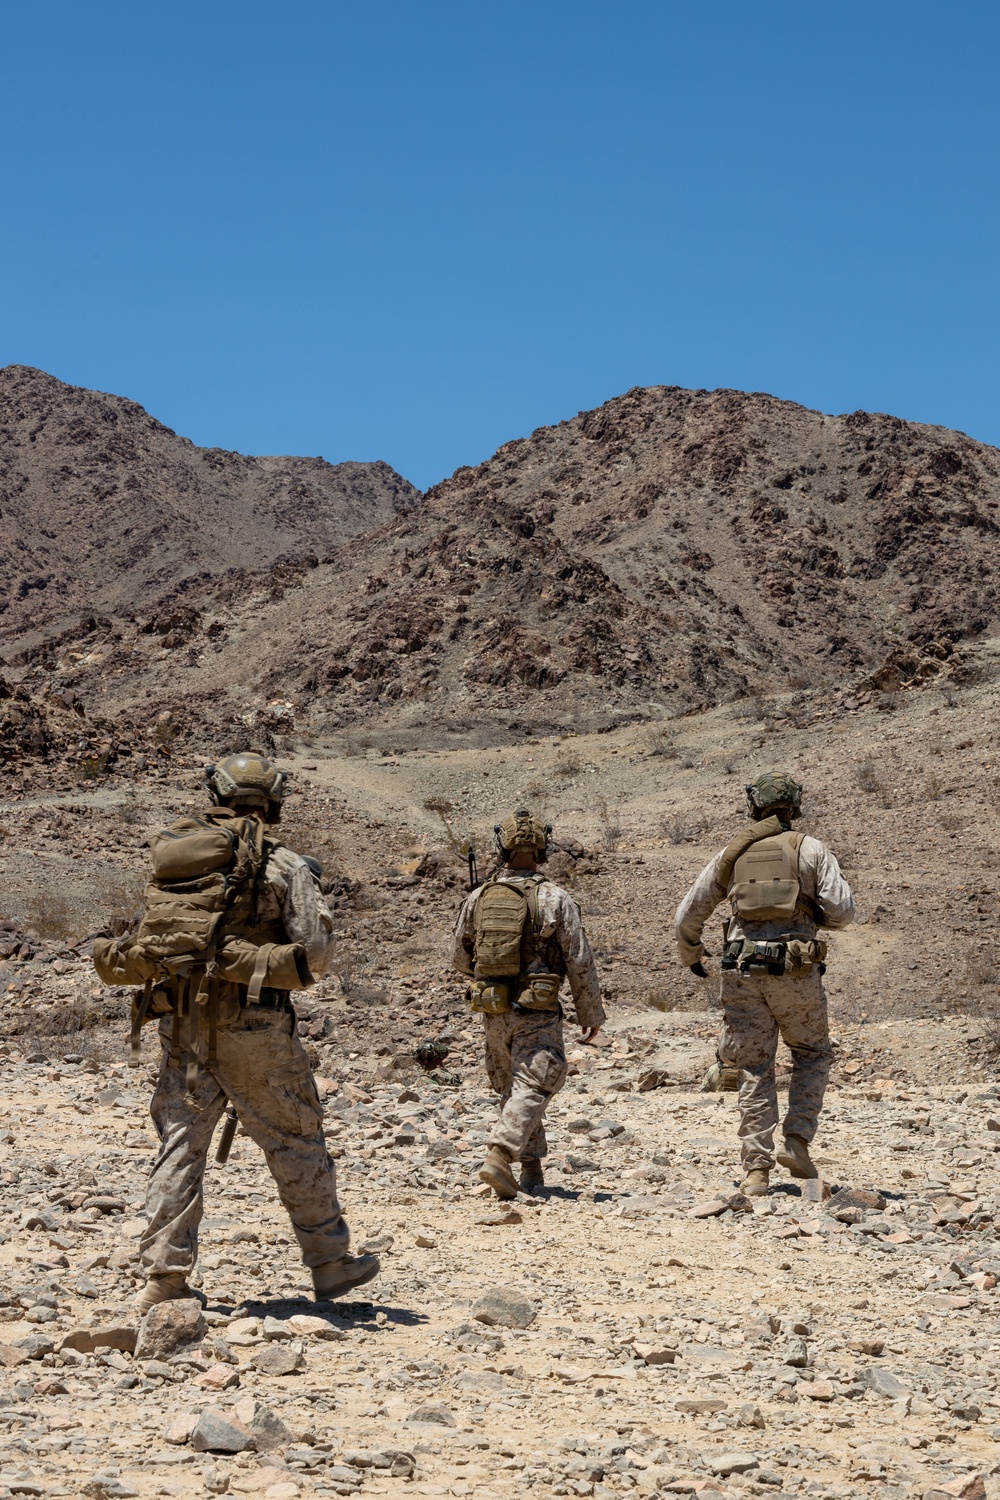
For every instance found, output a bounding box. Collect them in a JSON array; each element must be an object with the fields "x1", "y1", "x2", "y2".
[
  {"x1": 234, "y1": 1397, "x2": 294, "y2": 1452},
  {"x1": 189, "y1": 1405, "x2": 256, "y2": 1454},
  {"x1": 252, "y1": 1342, "x2": 306, "y2": 1375},
  {"x1": 135, "y1": 1300, "x2": 206, "y2": 1361},
  {"x1": 407, "y1": 1403, "x2": 457, "y2": 1427},
  {"x1": 471, "y1": 1286, "x2": 537, "y2": 1329},
  {"x1": 924, "y1": 1476, "x2": 986, "y2": 1500}
]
